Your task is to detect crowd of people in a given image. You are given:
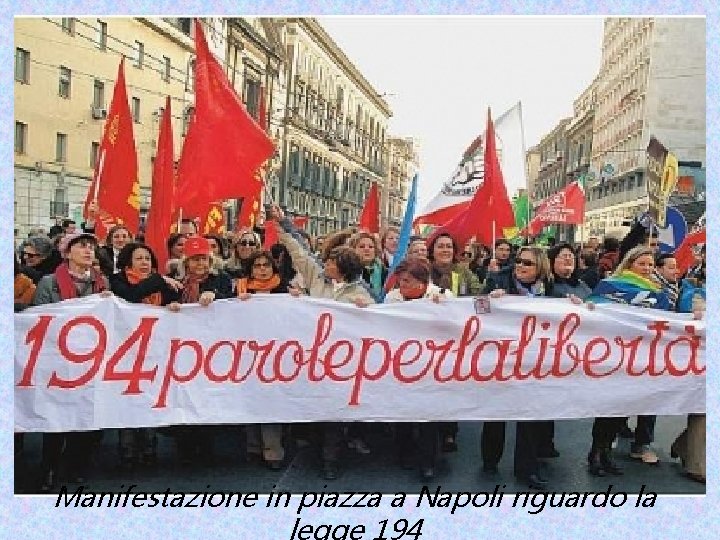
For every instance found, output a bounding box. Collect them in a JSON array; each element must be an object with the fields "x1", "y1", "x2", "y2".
[{"x1": 14, "y1": 208, "x2": 706, "y2": 491}]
